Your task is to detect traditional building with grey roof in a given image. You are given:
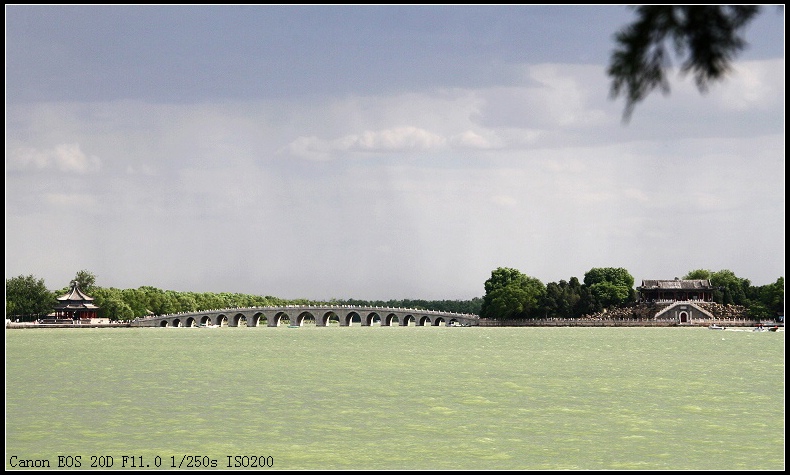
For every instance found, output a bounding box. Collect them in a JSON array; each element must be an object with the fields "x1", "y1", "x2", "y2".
[
  {"x1": 637, "y1": 278, "x2": 714, "y2": 303},
  {"x1": 51, "y1": 281, "x2": 100, "y2": 322}
]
